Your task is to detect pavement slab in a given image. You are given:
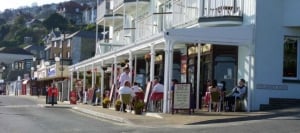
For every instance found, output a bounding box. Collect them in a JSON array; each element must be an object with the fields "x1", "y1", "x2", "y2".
[{"x1": 19, "y1": 95, "x2": 300, "y2": 126}]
